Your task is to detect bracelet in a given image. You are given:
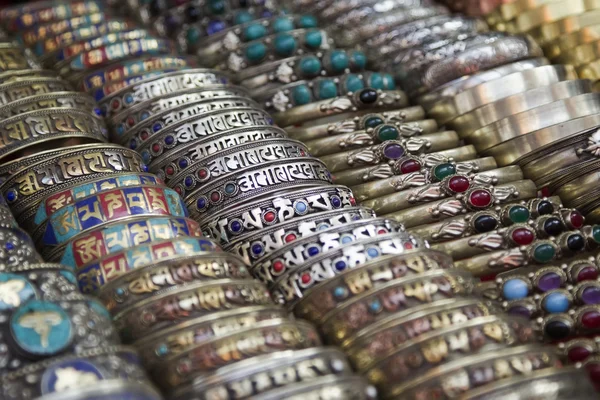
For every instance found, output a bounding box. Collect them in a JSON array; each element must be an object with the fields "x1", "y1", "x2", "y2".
[
  {"x1": 270, "y1": 233, "x2": 426, "y2": 306},
  {"x1": 515, "y1": 0, "x2": 600, "y2": 33},
  {"x1": 170, "y1": 347, "x2": 352, "y2": 400},
  {"x1": 0, "y1": 227, "x2": 43, "y2": 269},
  {"x1": 428, "y1": 64, "x2": 577, "y2": 124},
  {"x1": 0, "y1": 69, "x2": 57, "y2": 85},
  {"x1": 0, "y1": 78, "x2": 74, "y2": 107},
  {"x1": 226, "y1": 207, "x2": 376, "y2": 265},
  {"x1": 1, "y1": 296, "x2": 118, "y2": 370},
  {"x1": 99, "y1": 69, "x2": 229, "y2": 118},
  {"x1": 0, "y1": 144, "x2": 145, "y2": 217},
  {"x1": 97, "y1": 253, "x2": 251, "y2": 314},
  {"x1": 0, "y1": 91, "x2": 101, "y2": 120},
  {"x1": 112, "y1": 279, "x2": 272, "y2": 343},
  {"x1": 109, "y1": 85, "x2": 249, "y2": 140},
  {"x1": 0, "y1": 345, "x2": 151, "y2": 400},
  {"x1": 345, "y1": 298, "x2": 497, "y2": 371},
  {"x1": 151, "y1": 126, "x2": 287, "y2": 185},
  {"x1": 390, "y1": 344, "x2": 558, "y2": 399},
  {"x1": 75, "y1": 237, "x2": 222, "y2": 294},
  {"x1": 167, "y1": 139, "x2": 309, "y2": 201},
  {"x1": 293, "y1": 250, "x2": 453, "y2": 323},
  {"x1": 361, "y1": 165, "x2": 523, "y2": 215},
  {"x1": 53, "y1": 215, "x2": 203, "y2": 269},
  {"x1": 317, "y1": 269, "x2": 476, "y2": 346},
  {"x1": 19, "y1": 13, "x2": 108, "y2": 47},
  {"x1": 119, "y1": 95, "x2": 258, "y2": 148},
  {"x1": 383, "y1": 180, "x2": 538, "y2": 228},
  {"x1": 0, "y1": 264, "x2": 78, "y2": 302},
  {"x1": 529, "y1": 9, "x2": 600, "y2": 45},
  {"x1": 185, "y1": 158, "x2": 332, "y2": 220},
  {"x1": 34, "y1": 185, "x2": 188, "y2": 247},
  {"x1": 133, "y1": 306, "x2": 287, "y2": 368},
  {"x1": 0, "y1": 44, "x2": 40, "y2": 71},
  {"x1": 35, "y1": 380, "x2": 163, "y2": 400},
  {"x1": 137, "y1": 107, "x2": 274, "y2": 165},
  {"x1": 545, "y1": 24, "x2": 600, "y2": 60},
  {"x1": 285, "y1": 107, "x2": 426, "y2": 142},
  {"x1": 200, "y1": 184, "x2": 356, "y2": 245},
  {"x1": 352, "y1": 156, "x2": 498, "y2": 203},
  {"x1": 152, "y1": 319, "x2": 321, "y2": 389},
  {"x1": 82, "y1": 55, "x2": 197, "y2": 94},
  {"x1": 332, "y1": 145, "x2": 478, "y2": 187},
  {"x1": 244, "y1": 375, "x2": 376, "y2": 400},
  {"x1": 3, "y1": 1, "x2": 102, "y2": 31}
]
